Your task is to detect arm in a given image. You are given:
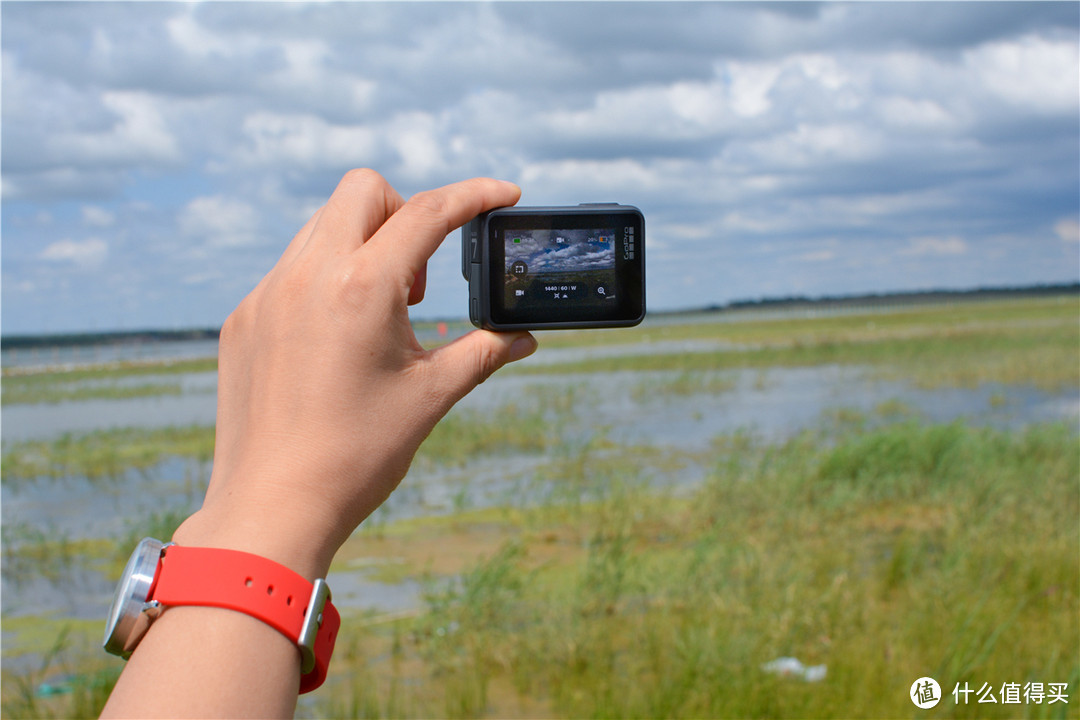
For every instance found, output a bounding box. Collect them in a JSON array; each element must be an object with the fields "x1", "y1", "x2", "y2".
[{"x1": 100, "y1": 170, "x2": 536, "y2": 718}]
